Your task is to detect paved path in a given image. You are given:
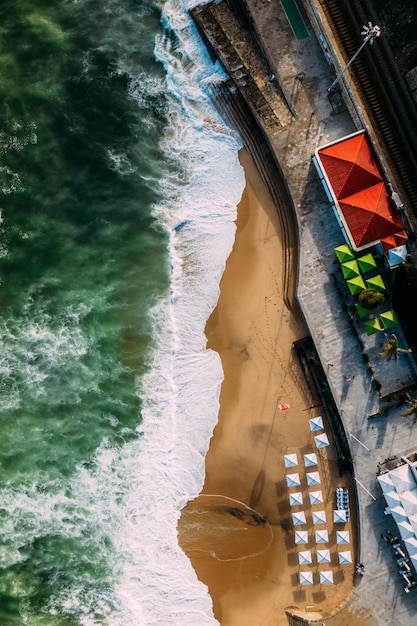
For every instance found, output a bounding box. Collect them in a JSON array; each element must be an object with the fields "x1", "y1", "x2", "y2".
[{"x1": 242, "y1": 1, "x2": 417, "y2": 624}]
